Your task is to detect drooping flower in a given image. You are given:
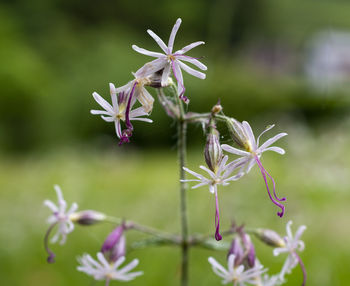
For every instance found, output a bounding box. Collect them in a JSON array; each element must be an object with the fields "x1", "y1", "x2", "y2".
[
  {"x1": 77, "y1": 252, "x2": 143, "y2": 285},
  {"x1": 132, "y1": 18, "x2": 207, "y2": 102},
  {"x1": 221, "y1": 120, "x2": 287, "y2": 217},
  {"x1": 273, "y1": 221, "x2": 307, "y2": 286},
  {"x1": 91, "y1": 83, "x2": 152, "y2": 145},
  {"x1": 208, "y1": 254, "x2": 266, "y2": 285},
  {"x1": 182, "y1": 155, "x2": 242, "y2": 240},
  {"x1": 43, "y1": 185, "x2": 78, "y2": 263}
]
